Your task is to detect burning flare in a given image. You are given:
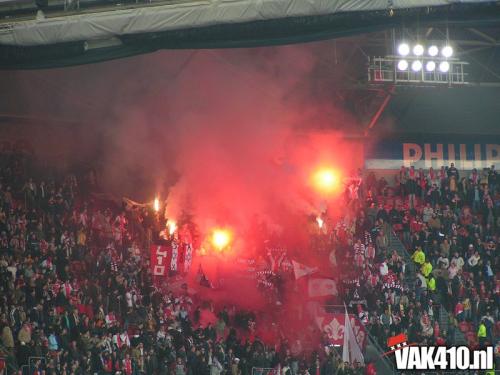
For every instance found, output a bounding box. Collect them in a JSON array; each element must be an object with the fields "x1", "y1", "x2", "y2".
[
  {"x1": 153, "y1": 197, "x2": 160, "y2": 212},
  {"x1": 167, "y1": 220, "x2": 177, "y2": 235},
  {"x1": 211, "y1": 228, "x2": 232, "y2": 251},
  {"x1": 312, "y1": 167, "x2": 340, "y2": 195},
  {"x1": 316, "y1": 216, "x2": 324, "y2": 229}
]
